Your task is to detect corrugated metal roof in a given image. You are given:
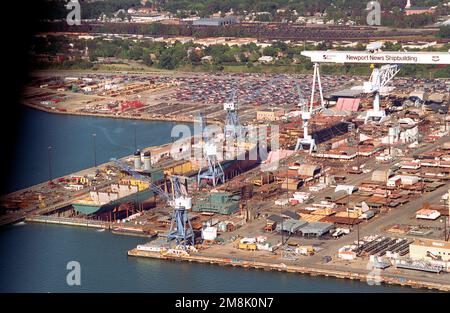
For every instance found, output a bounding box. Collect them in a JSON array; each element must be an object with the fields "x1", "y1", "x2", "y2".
[
  {"x1": 299, "y1": 222, "x2": 334, "y2": 235},
  {"x1": 428, "y1": 93, "x2": 445, "y2": 103},
  {"x1": 298, "y1": 164, "x2": 321, "y2": 177},
  {"x1": 327, "y1": 89, "x2": 362, "y2": 99},
  {"x1": 443, "y1": 142, "x2": 450, "y2": 150},
  {"x1": 372, "y1": 169, "x2": 392, "y2": 182},
  {"x1": 264, "y1": 149, "x2": 295, "y2": 164},
  {"x1": 281, "y1": 210, "x2": 298, "y2": 219},
  {"x1": 267, "y1": 214, "x2": 283, "y2": 223},
  {"x1": 409, "y1": 90, "x2": 426, "y2": 100},
  {"x1": 276, "y1": 219, "x2": 307, "y2": 233}
]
